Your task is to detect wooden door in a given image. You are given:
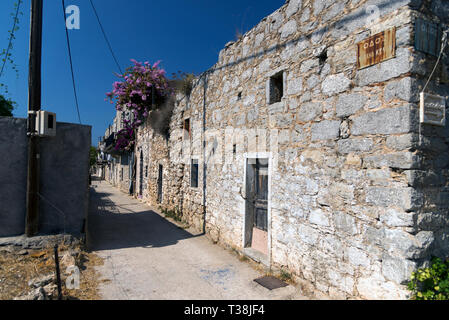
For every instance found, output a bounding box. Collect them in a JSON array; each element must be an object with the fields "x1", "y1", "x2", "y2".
[
  {"x1": 157, "y1": 165, "x2": 163, "y2": 203},
  {"x1": 254, "y1": 160, "x2": 268, "y2": 231},
  {"x1": 245, "y1": 159, "x2": 269, "y2": 255}
]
